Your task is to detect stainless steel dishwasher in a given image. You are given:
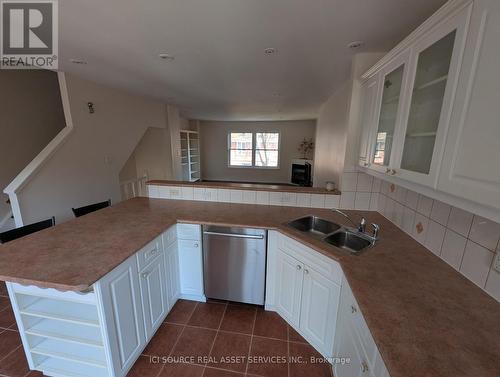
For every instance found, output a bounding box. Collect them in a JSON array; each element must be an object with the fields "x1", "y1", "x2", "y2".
[{"x1": 203, "y1": 225, "x2": 267, "y2": 305}]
